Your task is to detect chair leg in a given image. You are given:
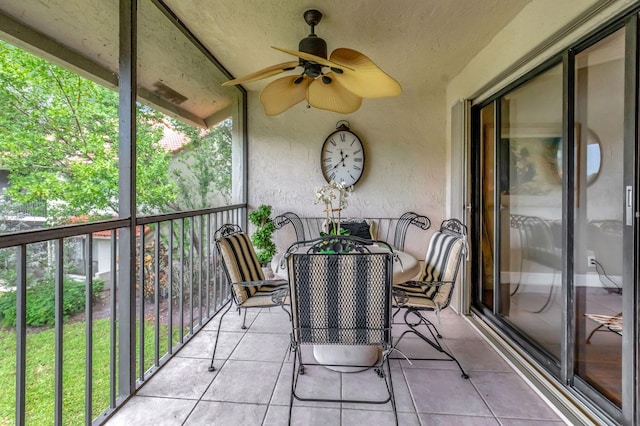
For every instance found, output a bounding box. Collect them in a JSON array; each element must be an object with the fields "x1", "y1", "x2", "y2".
[
  {"x1": 531, "y1": 269, "x2": 557, "y2": 314},
  {"x1": 208, "y1": 300, "x2": 233, "y2": 372},
  {"x1": 280, "y1": 303, "x2": 292, "y2": 321},
  {"x1": 586, "y1": 323, "x2": 605, "y2": 344},
  {"x1": 241, "y1": 308, "x2": 248, "y2": 329},
  {"x1": 289, "y1": 343, "x2": 303, "y2": 425},
  {"x1": 394, "y1": 309, "x2": 469, "y2": 379},
  {"x1": 510, "y1": 254, "x2": 525, "y2": 296},
  {"x1": 381, "y1": 350, "x2": 399, "y2": 426},
  {"x1": 392, "y1": 304, "x2": 403, "y2": 321}
]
